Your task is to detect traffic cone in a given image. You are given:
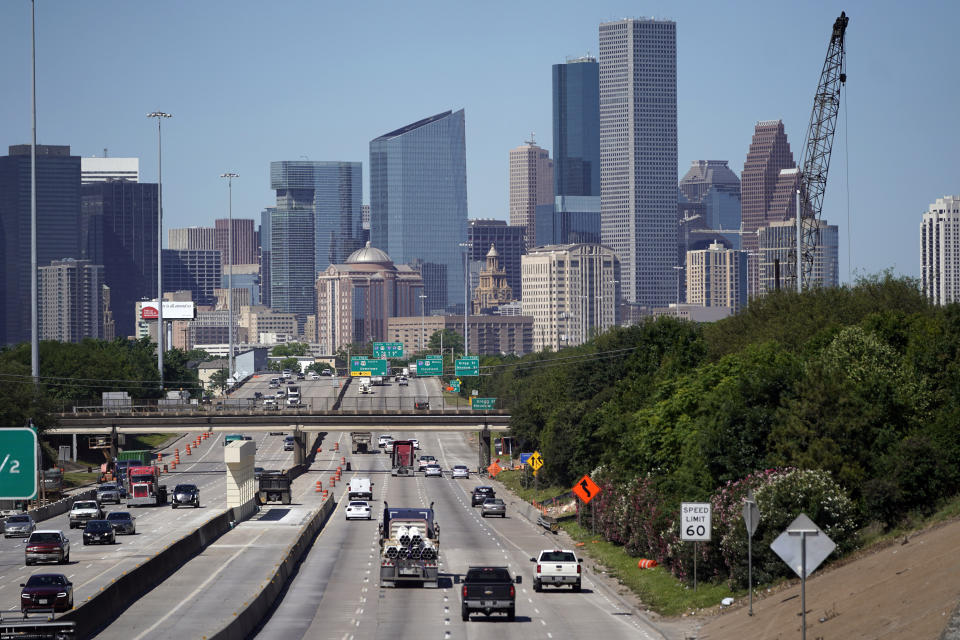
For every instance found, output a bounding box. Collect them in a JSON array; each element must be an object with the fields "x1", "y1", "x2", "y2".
[
  {"x1": 341, "y1": 457, "x2": 346, "y2": 465},
  {"x1": 315, "y1": 480, "x2": 322, "y2": 492},
  {"x1": 185, "y1": 444, "x2": 192, "y2": 455},
  {"x1": 157, "y1": 453, "x2": 163, "y2": 462},
  {"x1": 334, "y1": 442, "x2": 339, "y2": 451}
]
